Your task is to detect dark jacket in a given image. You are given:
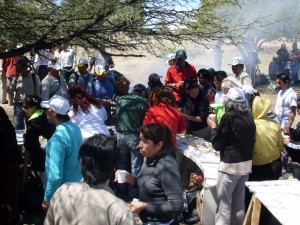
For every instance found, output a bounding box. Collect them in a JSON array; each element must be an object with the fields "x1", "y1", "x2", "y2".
[
  {"x1": 24, "y1": 109, "x2": 55, "y2": 171},
  {"x1": 0, "y1": 106, "x2": 21, "y2": 167},
  {"x1": 211, "y1": 109, "x2": 255, "y2": 164}
]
